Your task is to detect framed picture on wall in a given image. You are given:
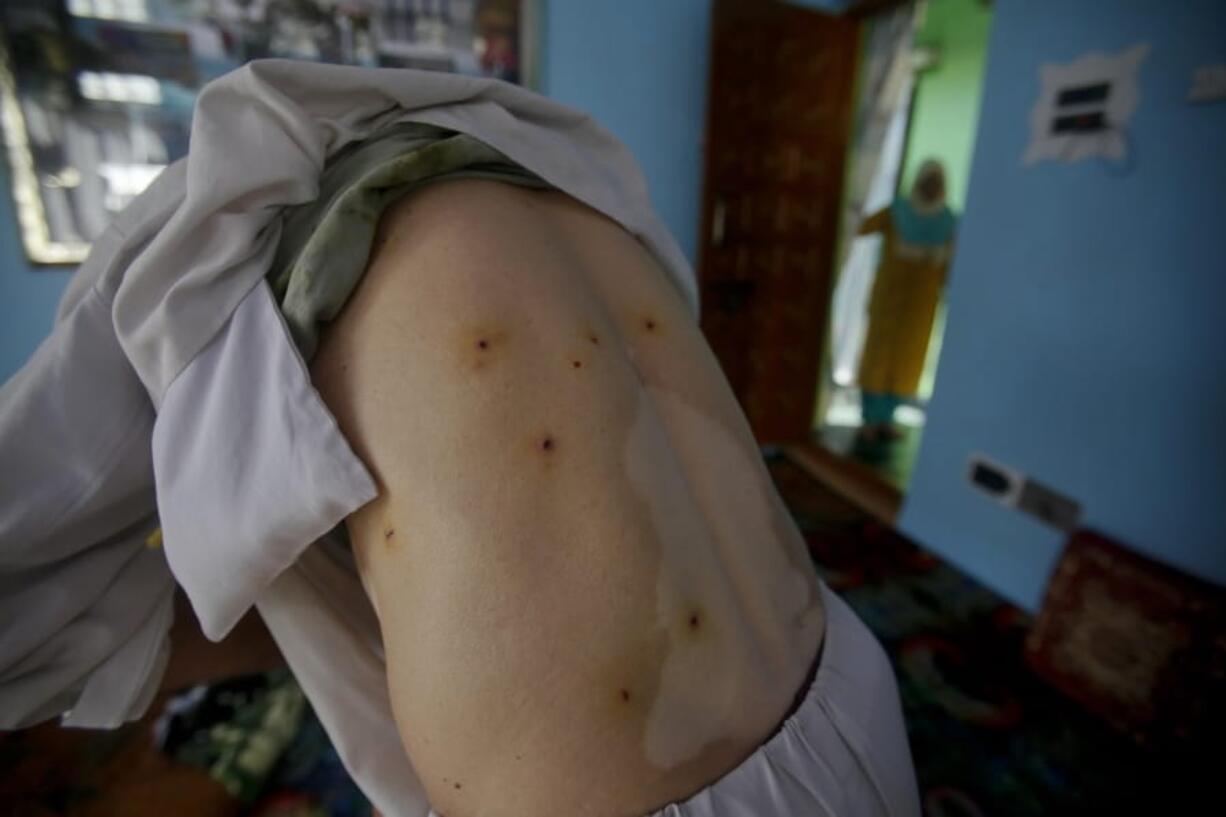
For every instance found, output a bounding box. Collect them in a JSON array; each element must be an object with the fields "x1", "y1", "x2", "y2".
[{"x1": 0, "y1": 0, "x2": 539, "y2": 265}]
